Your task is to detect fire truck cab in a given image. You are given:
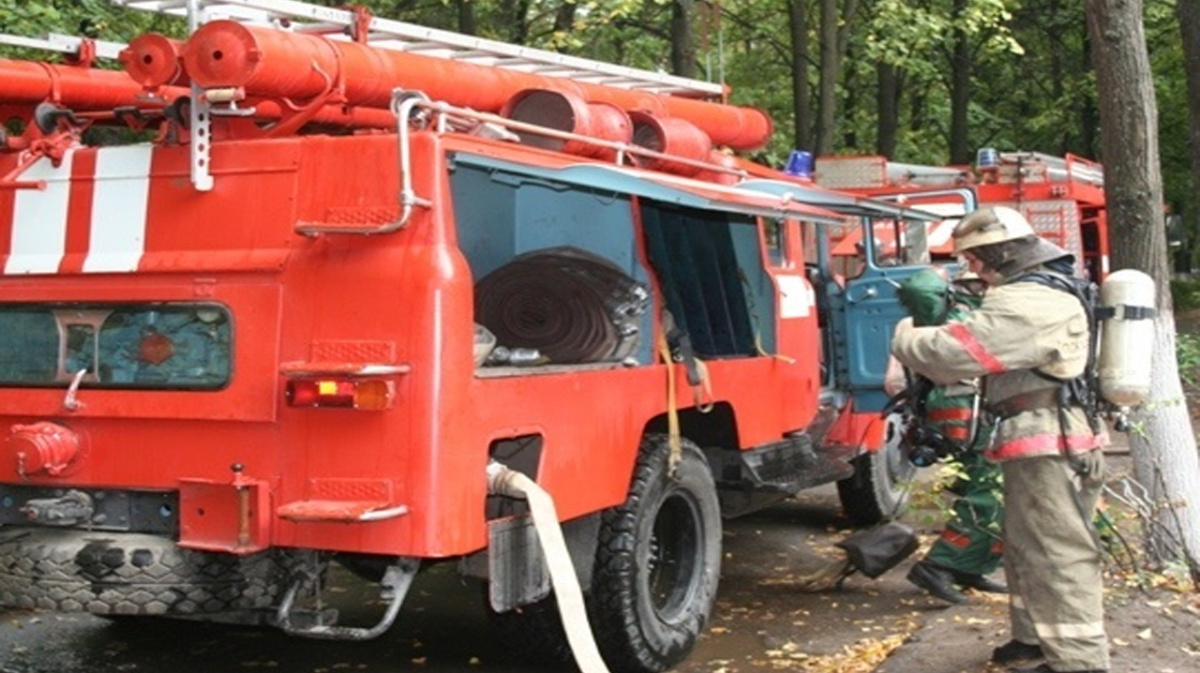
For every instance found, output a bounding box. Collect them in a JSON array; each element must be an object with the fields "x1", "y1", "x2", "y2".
[
  {"x1": 0, "y1": 2, "x2": 937, "y2": 671},
  {"x1": 815, "y1": 150, "x2": 1109, "y2": 282}
]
